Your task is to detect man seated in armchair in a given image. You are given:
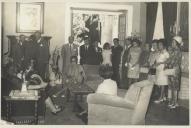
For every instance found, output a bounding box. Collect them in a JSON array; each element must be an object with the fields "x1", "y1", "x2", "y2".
[{"x1": 2, "y1": 60, "x2": 63, "y2": 116}]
